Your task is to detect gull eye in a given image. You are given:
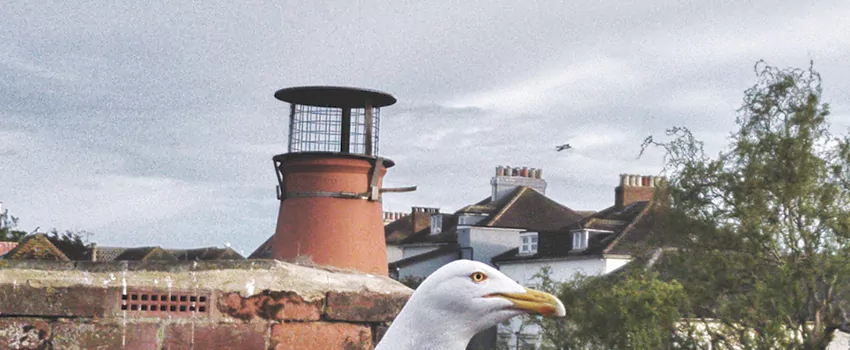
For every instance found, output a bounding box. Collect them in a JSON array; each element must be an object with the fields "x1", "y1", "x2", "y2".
[{"x1": 470, "y1": 272, "x2": 488, "y2": 283}]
